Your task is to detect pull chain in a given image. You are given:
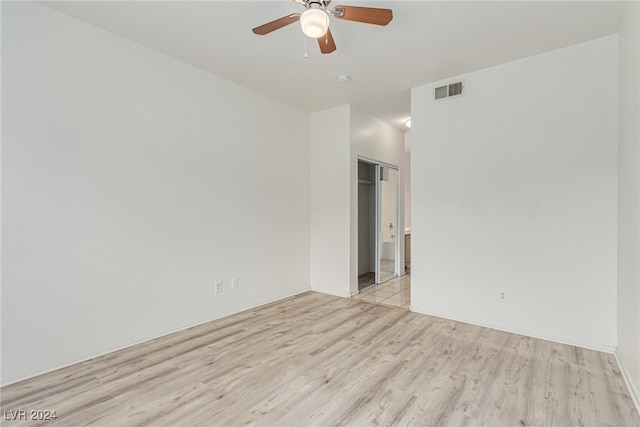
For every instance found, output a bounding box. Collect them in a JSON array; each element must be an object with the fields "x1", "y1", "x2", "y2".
[{"x1": 303, "y1": 35, "x2": 309, "y2": 59}]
